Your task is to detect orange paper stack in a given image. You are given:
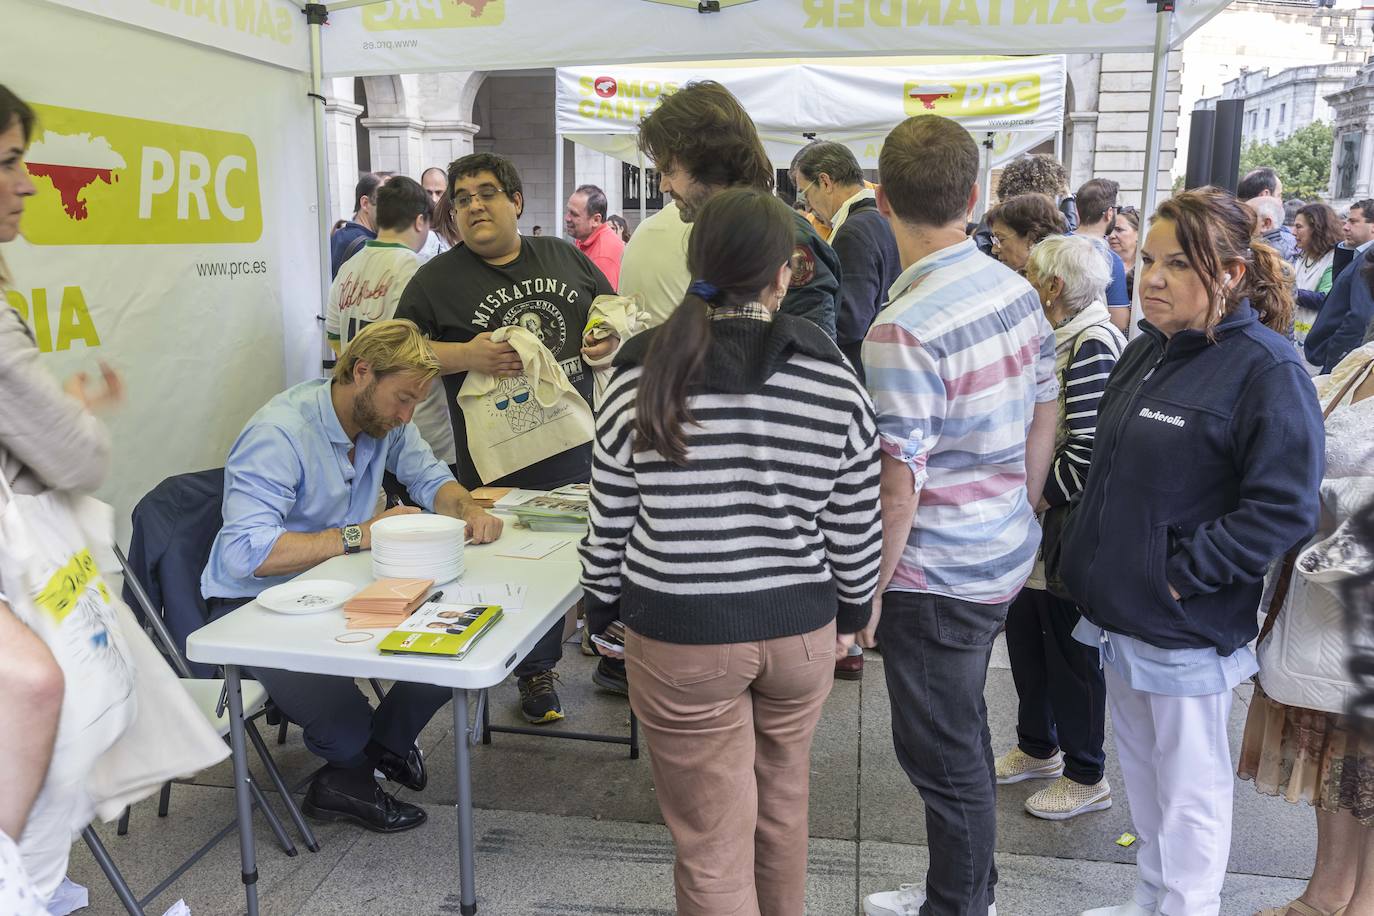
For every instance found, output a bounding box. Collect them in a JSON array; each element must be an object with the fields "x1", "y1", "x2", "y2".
[{"x1": 342, "y1": 578, "x2": 434, "y2": 629}]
